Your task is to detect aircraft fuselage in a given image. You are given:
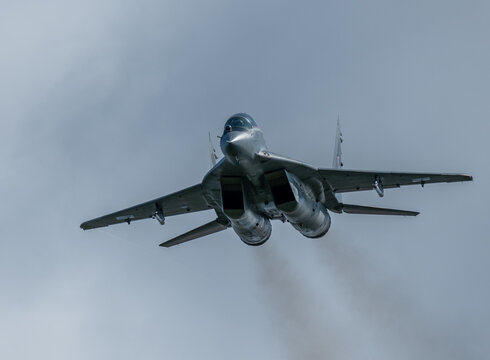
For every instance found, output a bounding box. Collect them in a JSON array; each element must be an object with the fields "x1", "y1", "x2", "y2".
[{"x1": 202, "y1": 113, "x2": 331, "y2": 245}]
